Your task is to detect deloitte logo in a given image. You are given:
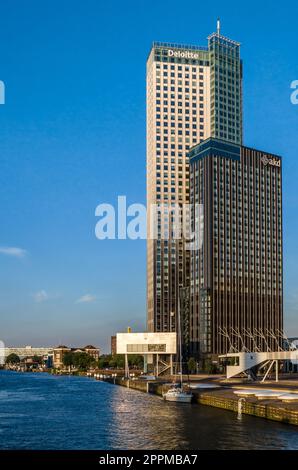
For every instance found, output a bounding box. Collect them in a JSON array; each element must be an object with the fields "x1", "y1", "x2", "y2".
[
  {"x1": 168, "y1": 49, "x2": 199, "y2": 60},
  {"x1": 261, "y1": 155, "x2": 281, "y2": 167}
]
